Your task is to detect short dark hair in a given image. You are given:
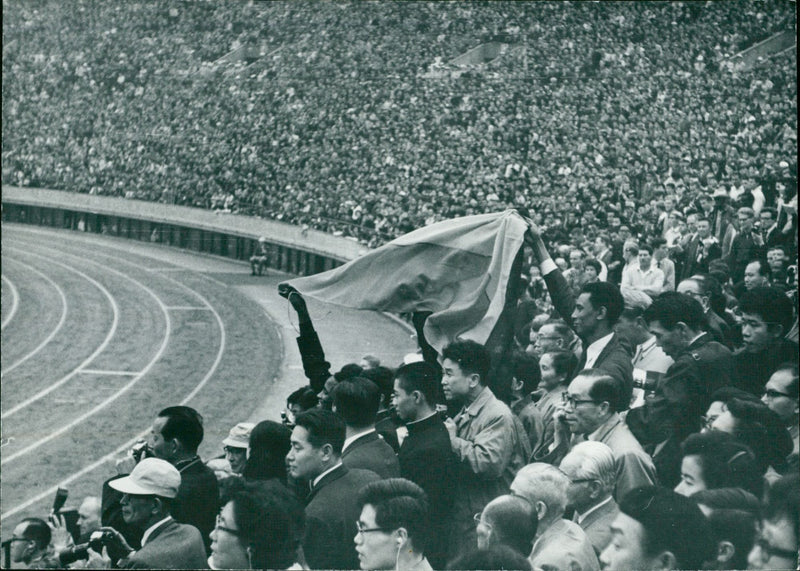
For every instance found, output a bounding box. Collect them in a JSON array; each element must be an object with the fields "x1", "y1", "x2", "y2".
[
  {"x1": 578, "y1": 369, "x2": 624, "y2": 413},
  {"x1": 706, "y1": 509, "x2": 758, "y2": 570},
  {"x1": 618, "y1": 486, "x2": 716, "y2": 570},
  {"x1": 680, "y1": 431, "x2": 762, "y2": 497},
  {"x1": 760, "y1": 207, "x2": 777, "y2": 220},
  {"x1": 334, "y1": 363, "x2": 364, "y2": 382},
  {"x1": 581, "y1": 281, "x2": 624, "y2": 324},
  {"x1": 738, "y1": 286, "x2": 794, "y2": 333},
  {"x1": 395, "y1": 362, "x2": 442, "y2": 406},
  {"x1": 243, "y1": 420, "x2": 292, "y2": 483},
  {"x1": 773, "y1": 362, "x2": 799, "y2": 397},
  {"x1": 357, "y1": 478, "x2": 430, "y2": 552},
  {"x1": 287, "y1": 386, "x2": 319, "y2": 411},
  {"x1": 650, "y1": 237, "x2": 667, "y2": 249},
  {"x1": 157, "y1": 406, "x2": 204, "y2": 453},
  {"x1": 543, "y1": 320, "x2": 575, "y2": 345},
  {"x1": 639, "y1": 244, "x2": 653, "y2": 255},
  {"x1": 220, "y1": 479, "x2": 304, "y2": 570},
  {"x1": 724, "y1": 397, "x2": 793, "y2": 473},
  {"x1": 643, "y1": 291, "x2": 705, "y2": 331},
  {"x1": 708, "y1": 386, "x2": 762, "y2": 406},
  {"x1": 332, "y1": 377, "x2": 380, "y2": 428},
  {"x1": 442, "y1": 340, "x2": 491, "y2": 385},
  {"x1": 691, "y1": 487, "x2": 761, "y2": 515},
  {"x1": 362, "y1": 366, "x2": 396, "y2": 408},
  {"x1": 512, "y1": 351, "x2": 541, "y2": 394},
  {"x1": 764, "y1": 473, "x2": 799, "y2": 530},
  {"x1": 20, "y1": 518, "x2": 51, "y2": 550},
  {"x1": 584, "y1": 258, "x2": 602, "y2": 275},
  {"x1": 544, "y1": 351, "x2": 579, "y2": 382},
  {"x1": 747, "y1": 259, "x2": 771, "y2": 279},
  {"x1": 293, "y1": 409, "x2": 346, "y2": 455},
  {"x1": 446, "y1": 545, "x2": 532, "y2": 571},
  {"x1": 482, "y1": 495, "x2": 537, "y2": 557}
]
